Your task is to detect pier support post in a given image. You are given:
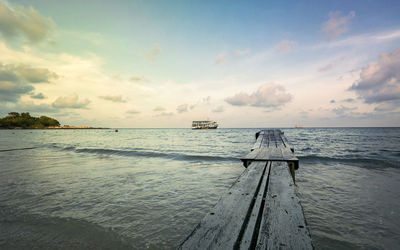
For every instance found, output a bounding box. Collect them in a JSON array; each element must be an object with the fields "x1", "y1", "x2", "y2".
[{"x1": 288, "y1": 162, "x2": 296, "y2": 183}]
